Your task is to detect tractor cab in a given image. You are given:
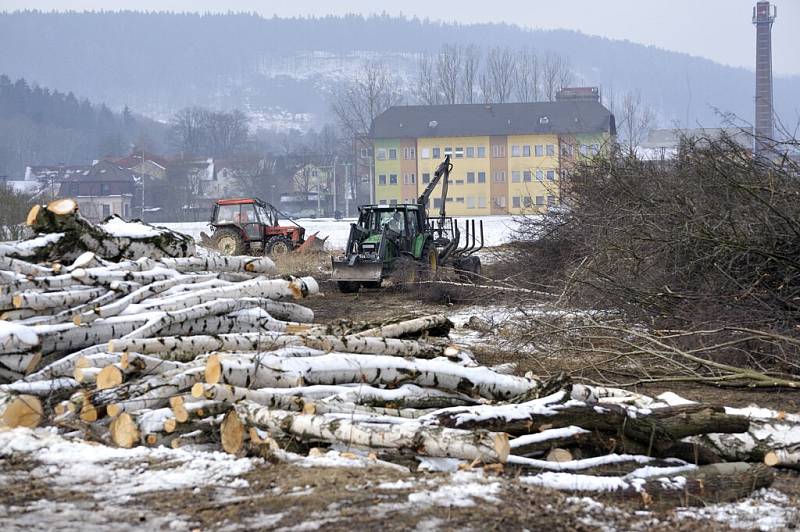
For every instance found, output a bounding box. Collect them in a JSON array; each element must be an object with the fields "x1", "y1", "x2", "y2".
[{"x1": 350, "y1": 205, "x2": 424, "y2": 260}]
